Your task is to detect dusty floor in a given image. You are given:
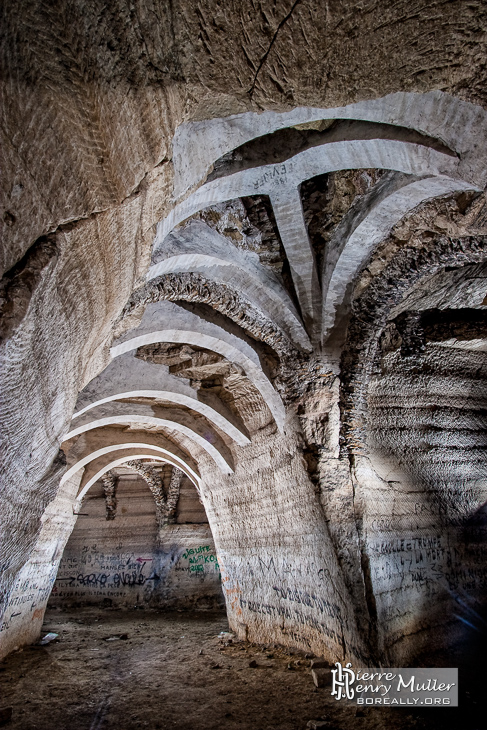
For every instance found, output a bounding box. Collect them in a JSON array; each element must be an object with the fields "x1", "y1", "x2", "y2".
[{"x1": 0, "y1": 608, "x2": 484, "y2": 730}]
